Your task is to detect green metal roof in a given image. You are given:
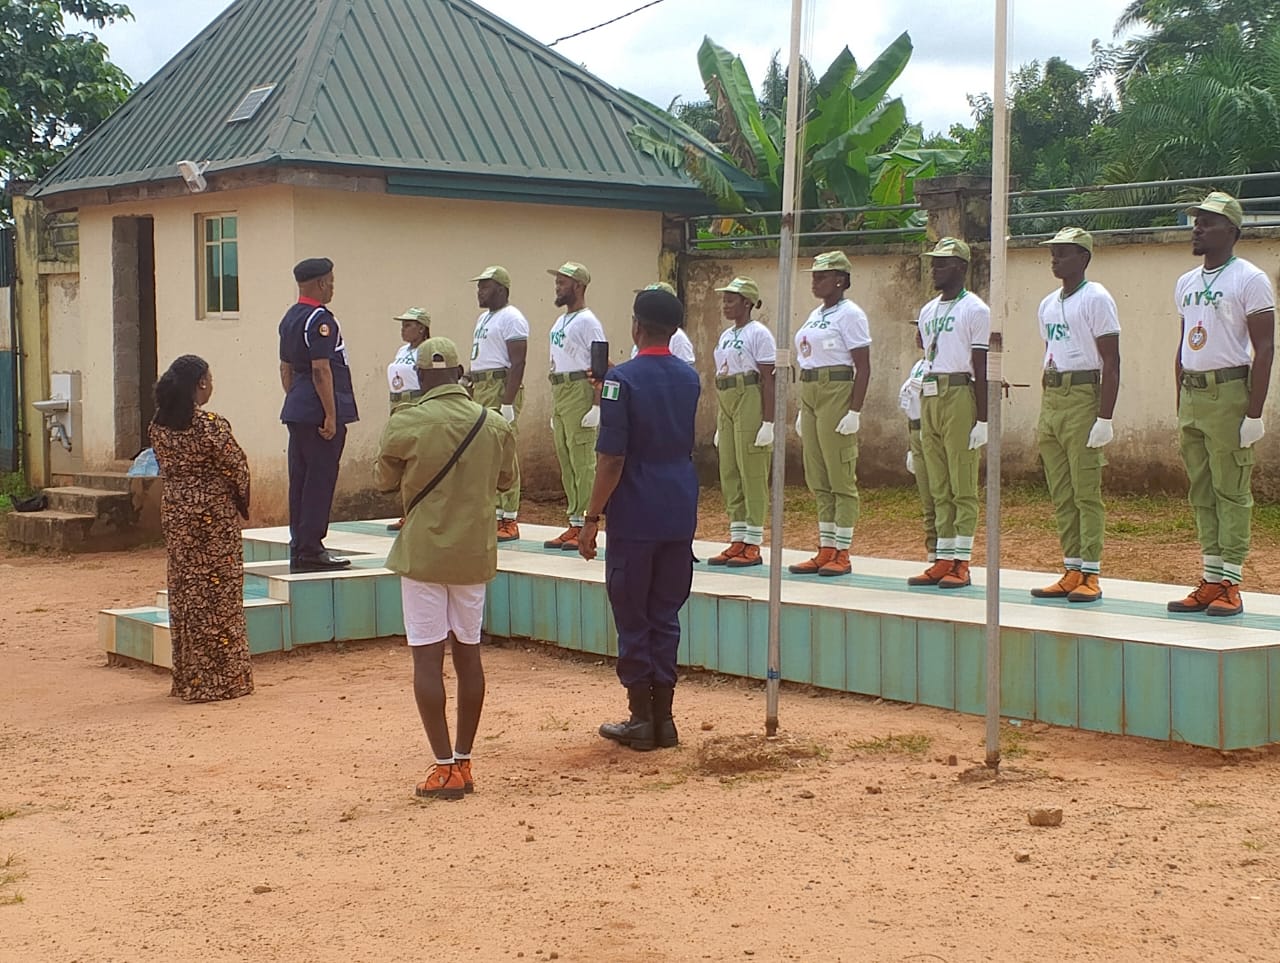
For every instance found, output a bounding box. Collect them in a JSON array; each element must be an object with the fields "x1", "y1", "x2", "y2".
[{"x1": 32, "y1": 0, "x2": 759, "y2": 212}]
